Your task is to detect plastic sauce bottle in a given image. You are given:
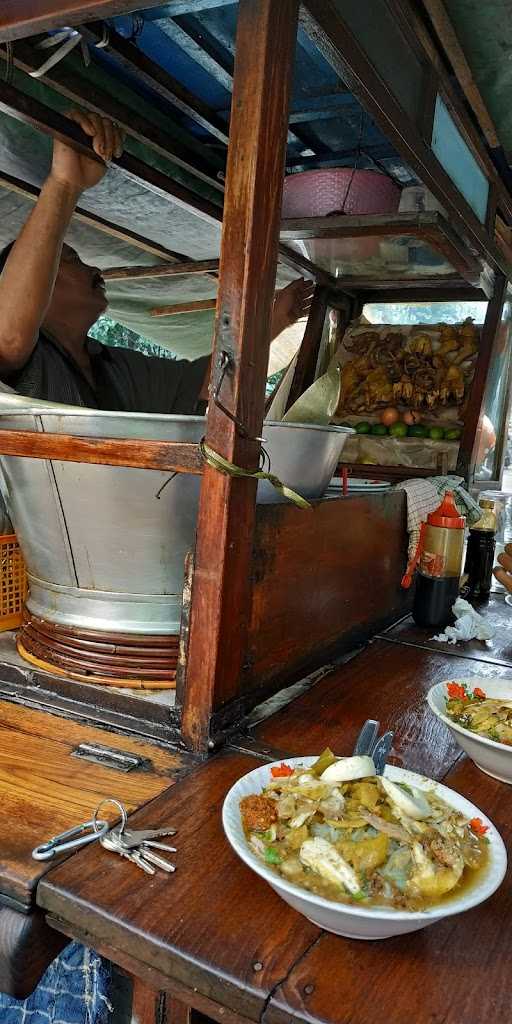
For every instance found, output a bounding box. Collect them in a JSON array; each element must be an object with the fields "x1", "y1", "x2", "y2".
[
  {"x1": 412, "y1": 491, "x2": 466, "y2": 629},
  {"x1": 463, "y1": 499, "x2": 497, "y2": 600}
]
